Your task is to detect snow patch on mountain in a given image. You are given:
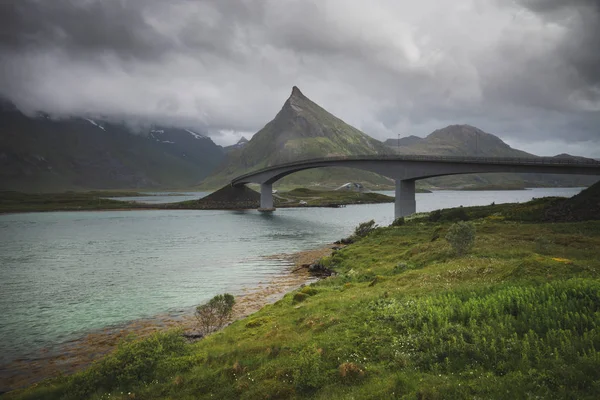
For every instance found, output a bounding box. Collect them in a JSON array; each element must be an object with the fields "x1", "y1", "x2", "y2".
[
  {"x1": 85, "y1": 118, "x2": 105, "y2": 131},
  {"x1": 185, "y1": 129, "x2": 208, "y2": 139}
]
